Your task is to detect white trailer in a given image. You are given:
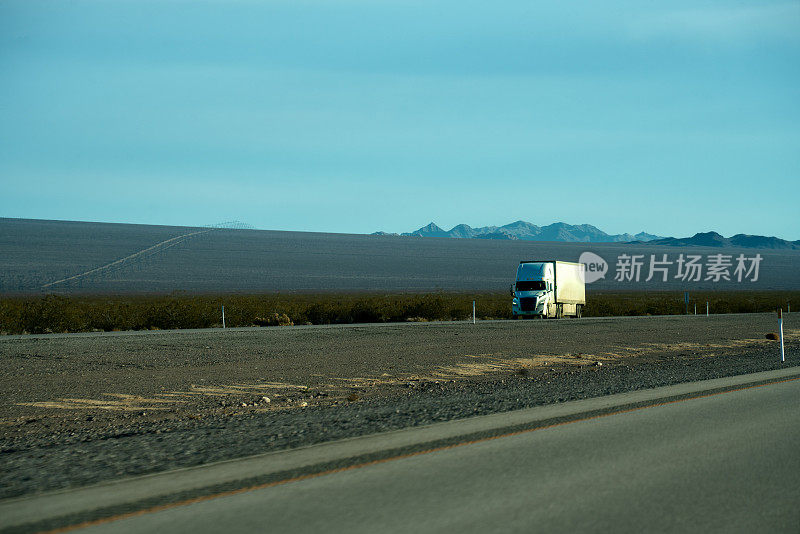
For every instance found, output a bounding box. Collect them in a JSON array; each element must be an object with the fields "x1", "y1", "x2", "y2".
[{"x1": 511, "y1": 260, "x2": 586, "y2": 319}]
